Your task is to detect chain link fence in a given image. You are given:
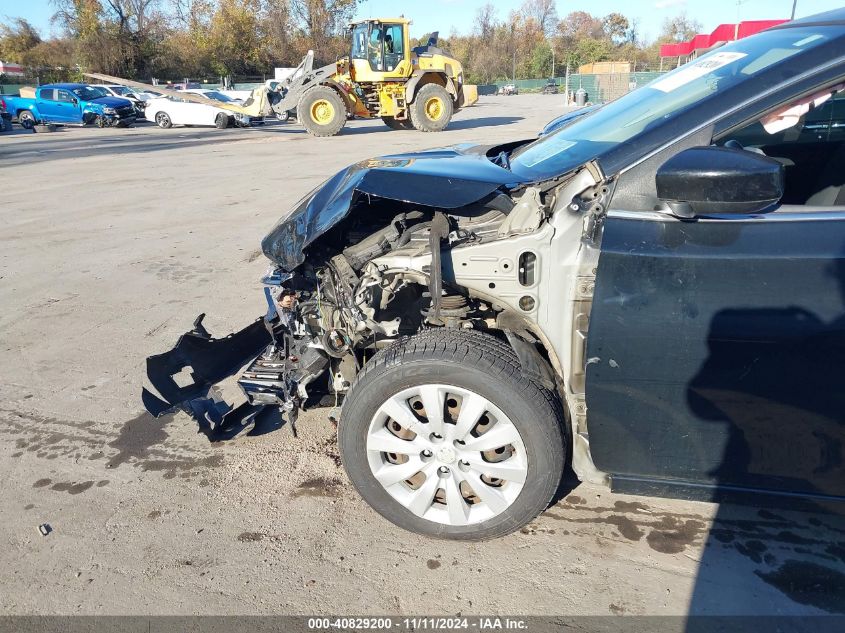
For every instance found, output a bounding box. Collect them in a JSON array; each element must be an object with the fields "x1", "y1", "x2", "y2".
[
  {"x1": 484, "y1": 71, "x2": 666, "y2": 103},
  {"x1": 3, "y1": 71, "x2": 667, "y2": 104}
]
